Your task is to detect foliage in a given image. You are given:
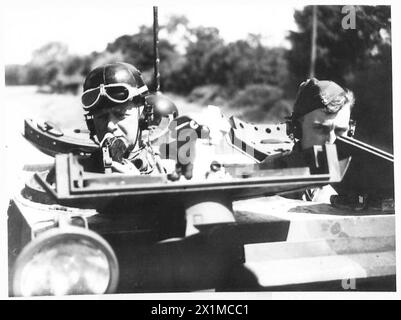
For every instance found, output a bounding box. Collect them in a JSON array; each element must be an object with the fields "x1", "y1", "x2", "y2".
[
  {"x1": 5, "y1": 65, "x2": 26, "y2": 85},
  {"x1": 167, "y1": 26, "x2": 225, "y2": 92},
  {"x1": 287, "y1": 6, "x2": 390, "y2": 87},
  {"x1": 187, "y1": 84, "x2": 227, "y2": 106},
  {"x1": 228, "y1": 84, "x2": 289, "y2": 123},
  {"x1": 167, "y1": 27, "x2": 289, "y2": 96},
  {"x1": 106, "y1": 25, "x2": 180, "y2": 91},
  {"x1": 351, "y1": 47, "x2": 392, "y2": 152},
  {"x1": 230, "y1": 84, "x2": 283, "y2": 110}
]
